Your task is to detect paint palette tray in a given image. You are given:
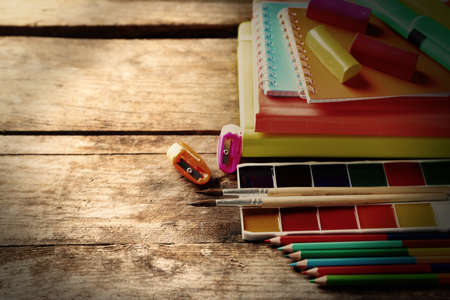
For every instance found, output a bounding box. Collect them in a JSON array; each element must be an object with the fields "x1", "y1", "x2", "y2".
[{"x1": 237, "y1": 160, "x2": 450, "y2": 241}]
